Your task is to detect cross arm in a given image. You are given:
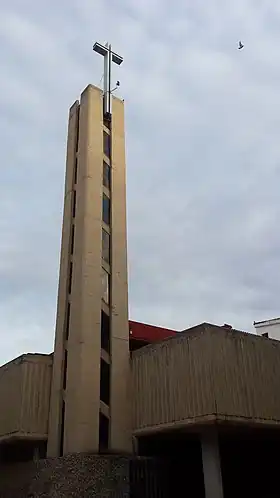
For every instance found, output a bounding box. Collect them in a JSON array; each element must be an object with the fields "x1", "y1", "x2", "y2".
[{"x1": 92, "y1": 42, "x2": 123, "y2": 65}]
